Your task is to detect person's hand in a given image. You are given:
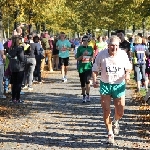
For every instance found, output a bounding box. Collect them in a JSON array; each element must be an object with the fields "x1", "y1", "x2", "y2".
[
  {"x1": 89, "y1": 57, "x2": 93, "y2": 62},
  {"x1": 93, "y1": 81, "x2": 99, "y2": 88},
  {"x1": 125, "y1": 73, "x2": 130, "y2": 83}
]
